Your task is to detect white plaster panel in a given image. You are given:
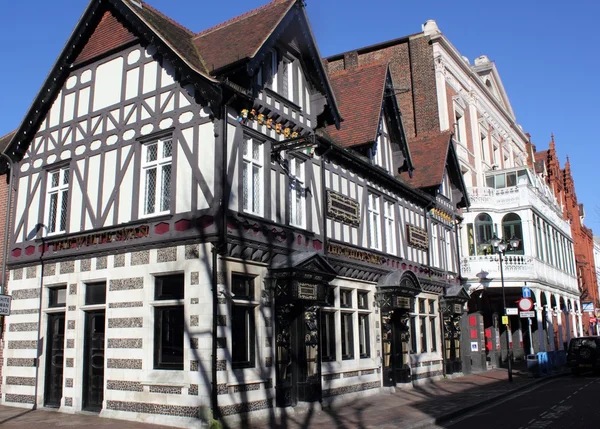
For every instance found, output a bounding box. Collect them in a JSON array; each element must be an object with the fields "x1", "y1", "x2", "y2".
[
  {"x1": 102, "y1": 149, "x2": 118, "y2": 227},
  {"x1": 77, "y1": 87, "x2": 90, "y2": 118},
  {"x1": 123, "y1": 129, "x2": 135, "y2": 141},
  {"x1": 177, "y1": 128, "x2": 194, "y2": 214},
  {"x1": 178, "y1": 111, "x2": 193, "y2": 124},
  {"x1": 118, "y1": 146, "x2": 134, "y2": 225},
  {"x1": 48, "y1": 90, "x2": 62, "y2": 128},
  {"x1": 60, "y1": 150, "x2": 70, "y2": 160},
  {"x1": 143, "y1": 61, "x2": 158, "y2": 94},
  {"x1": 66, "y1": 75, "x2": 77, "y2": 89},
  {"x1": 279, "y1": 171, "x2": 286, "y2": 223},
  {"x1": 70, "y1": 168, "x2": 83, "y2": 232},
  {"x1": 86, "y1": 155, "x2": 101, "y2": 223},
  {"x1": 125, "y1": 68, "x2": 139, "y2": 101},
  {"x1": 141, "y1": 123, "x2": 154, "y2": 136},
  {"x1": 271, "y1": 170, "x2": 278, "y2": 223},
  {"x1": 26, "y1": 173, "x2": 41, "y2": 241},
  {"x1": 125, "y1": 49, "x2": 139, "y2": 66},
  {"x1": 160, "y1": 60, "x2": 175, "y2": 87},
  {"x1": 178, "y1": 90, "x2": 191, "y2": 109},
  {"x1": 93, "y1": 57, "x2": 124, "y2": 112},
  {"x1": 159, "y1": 118, "x2": 173, "y2": 130},
  {"x1": 312, "y1": 163, "x2": 321, "y2": 235},
  {"x1": 80, "y1": 69, "x2": 92, "y2": 83}
]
